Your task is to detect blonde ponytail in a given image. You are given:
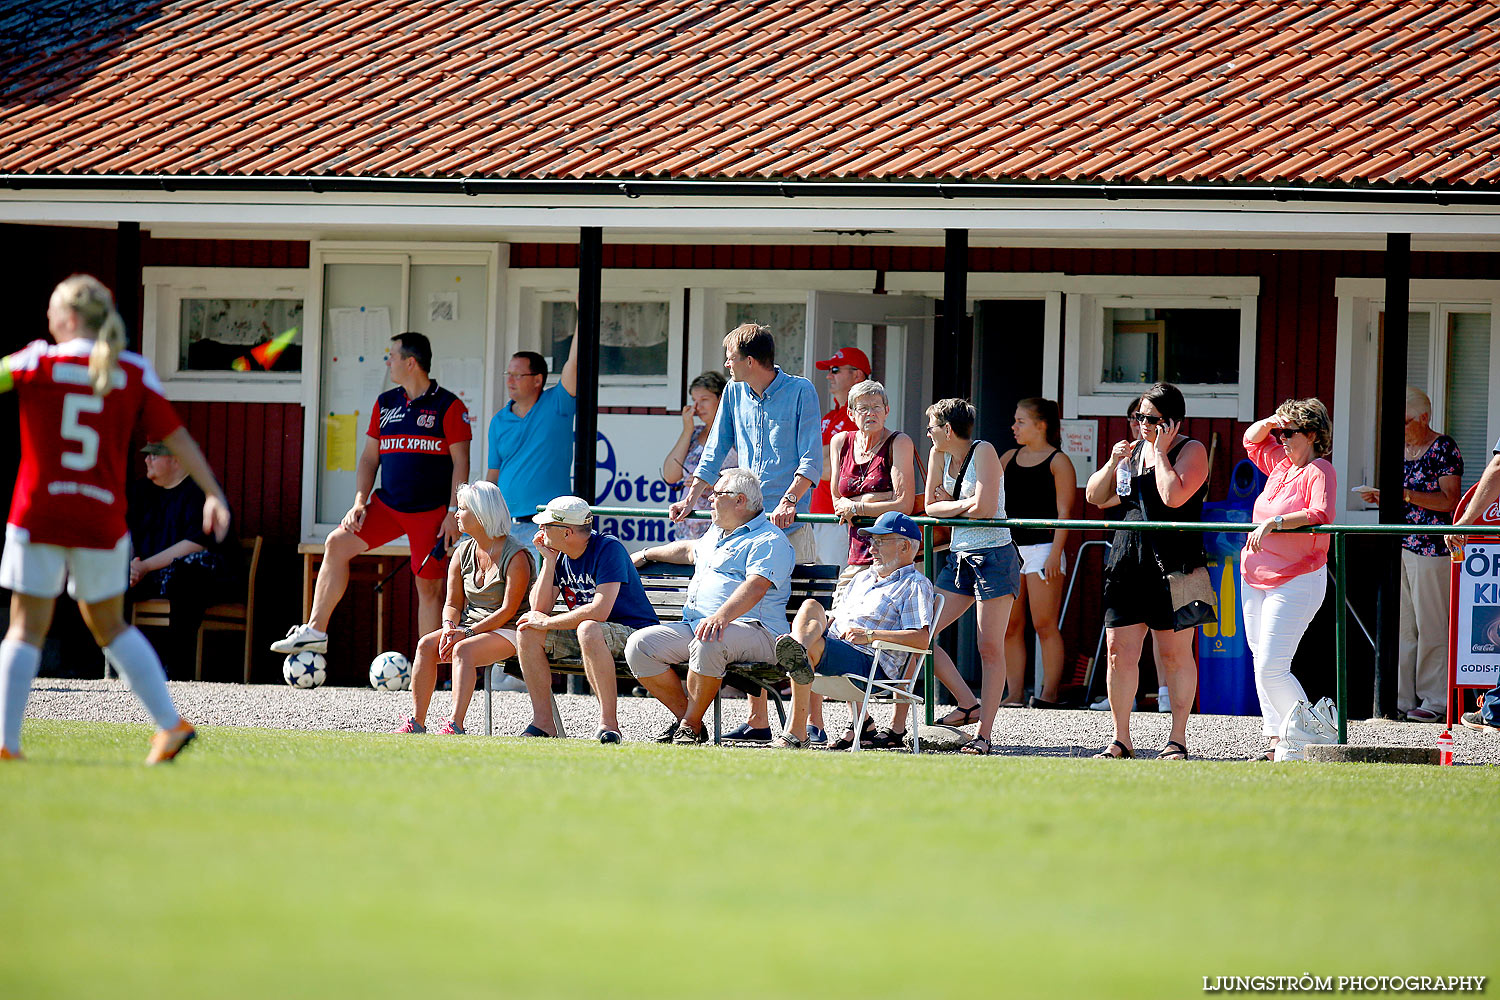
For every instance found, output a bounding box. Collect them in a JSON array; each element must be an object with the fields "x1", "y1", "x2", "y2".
[{"x1": 52, "y1": 274, "x2": 125, "y2": 396}]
